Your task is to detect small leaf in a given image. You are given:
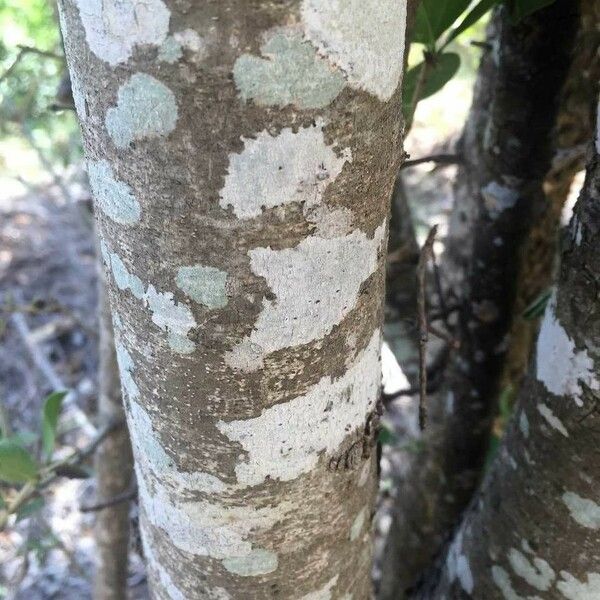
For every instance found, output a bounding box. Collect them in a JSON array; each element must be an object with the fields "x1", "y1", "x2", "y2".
[
  {"x1": 523, "y1": 289, "x2": 552, "y2": 320},
  {"x1": 0, "y1": 439, "x2": 38, "y2": 483},
  {"x1": 15, "y1": 497, "x2": 44, "y2": 522},
  {"x1": 41, "y1": 390, "x2": 67, "y2": 460},
  {"x1": 506, "y1": 0, "x2": 556, "y2": 22},
  {"x1": 378, "y1": 425, "x2": 397, "y2": 446},
  {"x1": 7, "y1": 431, "x2": 38, "y2": 448},
  {"x1": 413, "y1": 0, "x2": 472, "y2": 46},
  {"x1": 403, "y1": 52, "x2": 461, "y2": 118},
  {"x1": 445, "y1": 0, "x2": 500, "y2": 46}
]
